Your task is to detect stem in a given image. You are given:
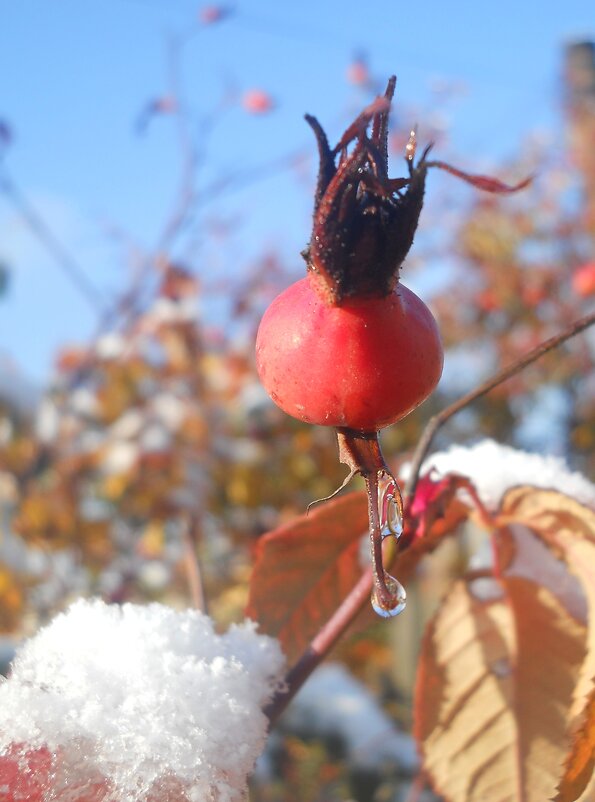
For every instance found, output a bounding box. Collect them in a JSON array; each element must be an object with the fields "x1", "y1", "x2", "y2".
[
  {"x1": 182, "y1": 515, "x2": 207, "y2": 613},
  {"x1": 336, "y1": 428, "x2": 402, "y2": 612},
  {"x1": 265, "y1": 567, "x2": 374, "y2": 726},
  {"x1": 336, "y1": 427, "x2": 387, "y2": 475},
  {"x1": 405, "y1": 309, "x2": 595, "y2": 500},
  {"x1": 0, "y1": 171, "x2": 105, "y2": 313},
  {"x1": 266, "y1": 433, "x2": 409, "y2": 725},
  {"x1": 404, "y1": 772, "x2": 428, "y2": 802}
]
